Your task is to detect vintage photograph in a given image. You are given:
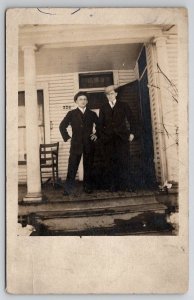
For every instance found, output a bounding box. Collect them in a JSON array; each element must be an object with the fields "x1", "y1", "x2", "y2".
[
  {"x1": 17, "y1": 21, "x2": 180, "y2": 236},
  {"x1": 6, "y1": 8, "x2": 188, "y2": 294}
]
